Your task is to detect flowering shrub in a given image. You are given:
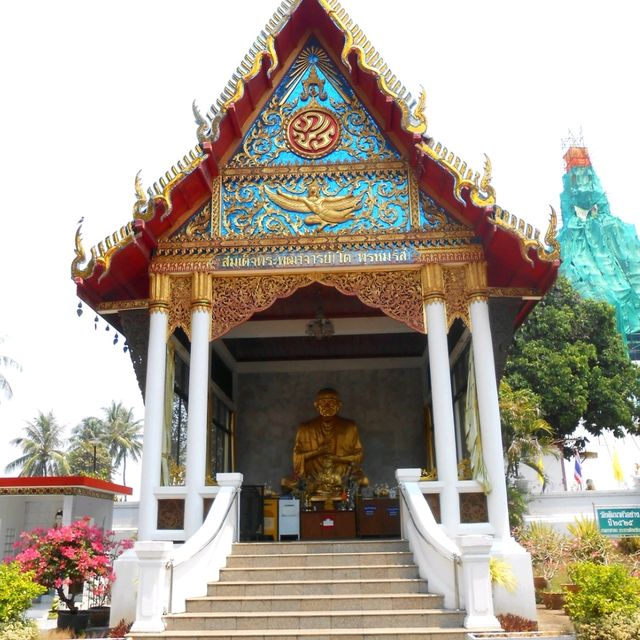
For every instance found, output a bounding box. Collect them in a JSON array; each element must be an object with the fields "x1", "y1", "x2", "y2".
[
  {"x1": 0, "y1": 562, "x2": 45, "y2": 623},
  {"x1": 565, "y1": 562, "x2": 640, "y2": 623},
  {"x1": 0, "y1": 618, "x2": 38, "y2": 640},
  {"x1": 566, "y1": 517, "x2": 614, "y2": 564},
  {"x1": 514, "y1": 522, "x2": 568, "y2": 581},
  {"x1": 10, "y1": 517, "x2": 133, "y2": 614},
  {"x1": 575, "y1": 610, "x2": 640, "y2": 640}
]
